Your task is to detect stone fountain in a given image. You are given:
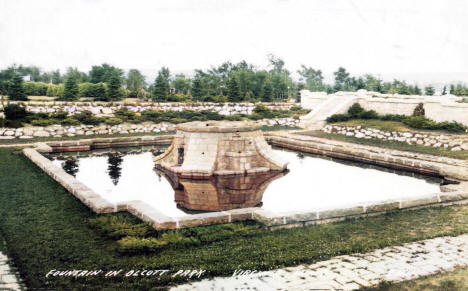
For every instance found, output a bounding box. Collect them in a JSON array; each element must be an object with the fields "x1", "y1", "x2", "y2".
[{"x1": 153, "y1": 120, "x2": 288, "y2": 178}]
